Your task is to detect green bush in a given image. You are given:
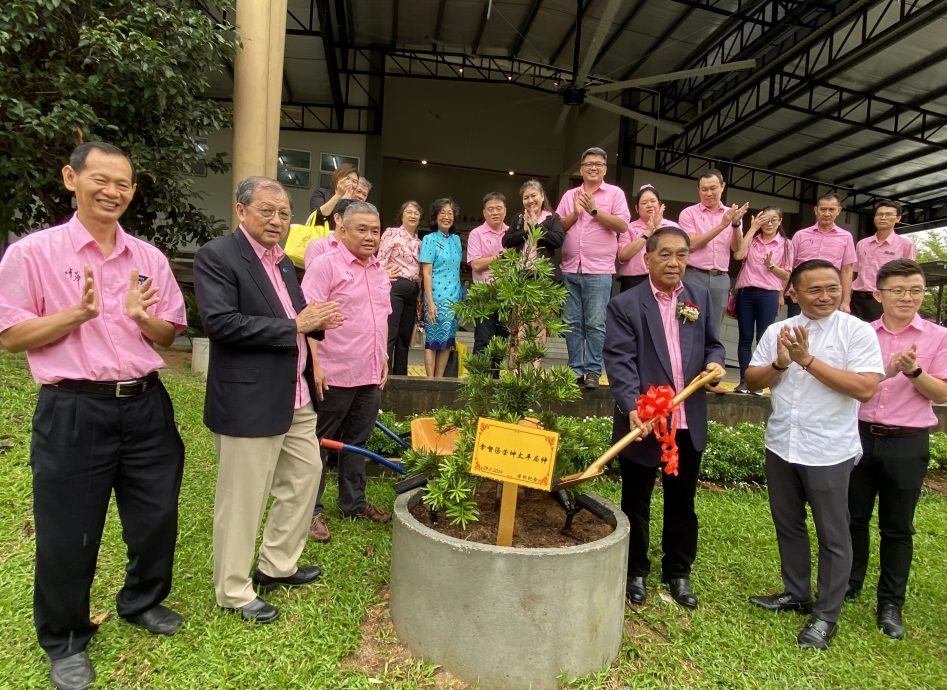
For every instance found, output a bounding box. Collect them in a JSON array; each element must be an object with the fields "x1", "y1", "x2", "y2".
[
  {"x1": 701, "y1": 421, "x2": 767, "y2": 483},
  {"x1": 930, "y1": 432, "x2": 945, "y2": 471},
  {"x1": 365, "y1": 410, "x2": 412, "y2": 458}
]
